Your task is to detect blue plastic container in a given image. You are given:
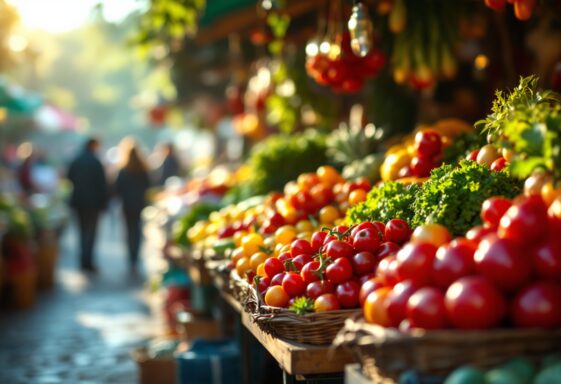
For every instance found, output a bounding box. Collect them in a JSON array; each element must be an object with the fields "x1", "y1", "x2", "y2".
[{"x1": 176, "y1": 339, "x2": 240, "y2": 384}]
